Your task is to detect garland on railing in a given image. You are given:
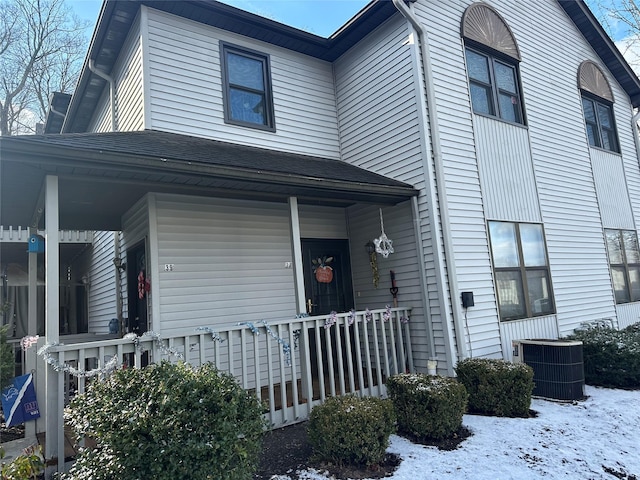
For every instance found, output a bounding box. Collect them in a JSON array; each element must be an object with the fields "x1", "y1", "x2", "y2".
[
  {"x1": 383, "y1": 305, "x2": 392, "y2": 322},
  {"x1": 324, "y1": 311, "x2": 338, "y2": 329},
  {"x1": 238, "y1": 321, "x2": 292, "y2": 366},
  {"x1": 195, "y1": 326, "x2": 225, "y2": 343},
  {"x1": 37, "y1": 342, "x2": 119, "y2": 378},
  {"x1": 20, "y1": 335, "x2": 39, "y2": 351},
  {"x1": 35, "y1": 331, "x2": 184, "y2": 378}
]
